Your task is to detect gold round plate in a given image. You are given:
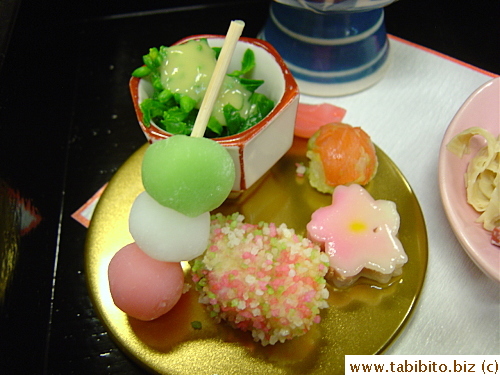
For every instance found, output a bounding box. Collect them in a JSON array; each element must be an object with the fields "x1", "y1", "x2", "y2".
[{"x1": 85, "y1": 137, "x2": 427, "y2": 375}]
